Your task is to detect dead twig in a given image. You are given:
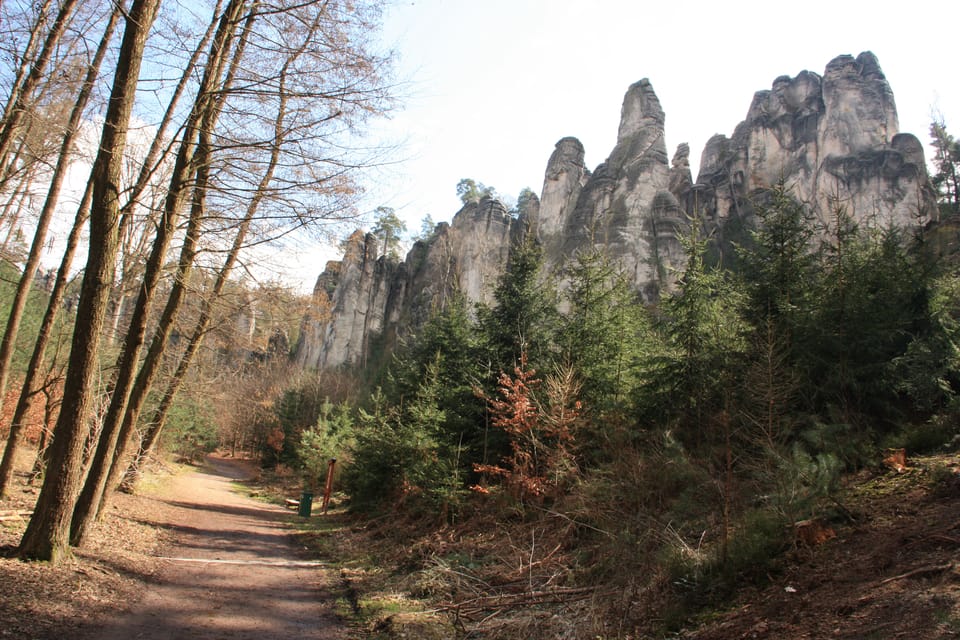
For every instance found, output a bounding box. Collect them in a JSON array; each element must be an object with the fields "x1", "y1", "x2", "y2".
[
  {"x1": 877, "y1": 562, "x2": 956, "y2": 586},
  {"x1": 526, "y1": 503, "x2": 615, "y2": 539},
  {"x1": 434, "y1": 586, "x2": 606, "y2": 621},
  {"x1": 0, "y1": 510, "x2": 32, "y2": 521},
  {"x1": 904, "y1": 533, "x2": 960, "y2": 549}
]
